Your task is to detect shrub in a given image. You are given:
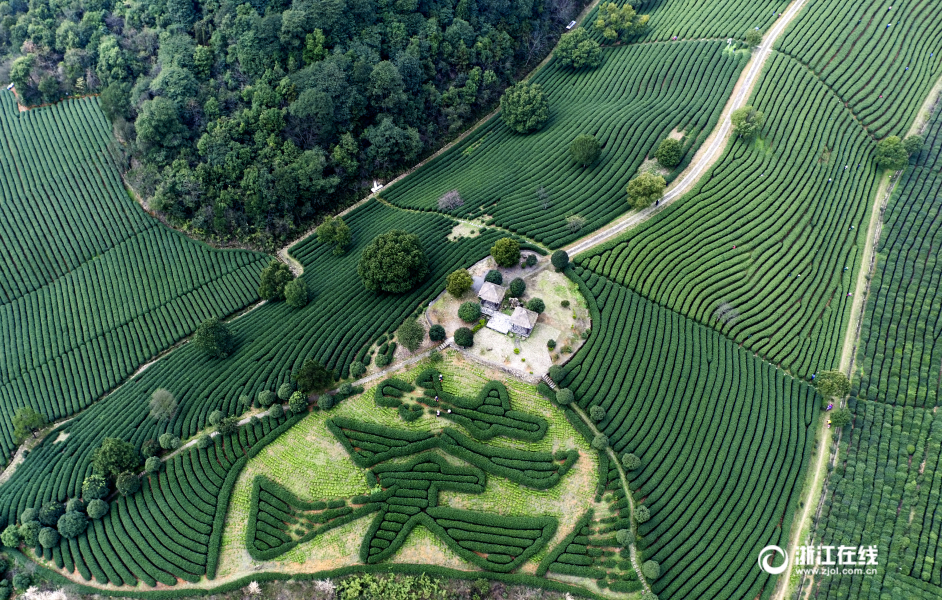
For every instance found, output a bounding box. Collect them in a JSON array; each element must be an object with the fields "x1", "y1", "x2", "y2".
[
  {"x1": 258, "y1": 390, "x2": 276, "y2": 407},
  {"x1": 258, "y1": 259, "x2": 294, "y2": 300},
  {"x1": 551, "y1": 250, "x2": 569, "y2": 271},
  {"x1": 491, "y1": 238, "x2": 521, "y2": 267},
  {"x1": 87, "y1": 499, "x2": 109, "y2": 519},
  {"x1": 197, "y1": 434, "x2": 213, "y2": 449},
  {"x1": 350, "y1": 360, "x2": 367, "y2": 377},
  {"x1": 278, "y1": 382, "x2": 295, "y2": 401},
  {"x1": 547, "y1": 339, "x2": 556, "y2": 349},
  {"x1": 145, "y1": 456, "x2": 161, "y2": 473},
  {"x1": 318, "y1": 395, "x2": 335, "y2": 410},
  {"x1": 454, "y1": 327, "x2": 474, "y2": 347},
  {"x1": 458, "y1": 301, "x2": 482, "y2": 323},
  {"x1": 82, "y1": 474, "x2": 109, "y2": 500},
  {"x1": 446, "y1": 269, "x2": 474, "y2": 297},
  {"x1": 194, "y1": 316, "x2": 234, "y2": 358},
  {"x1": 484, "y1": 270, "x2": 503, "y2": 285},
  {"x1": 527, "y1": 298, "x2": 545, "y2": 313},
  {"x1": 12, "y1": 573, "x2": 30, "y2": 590},
  {"x1": 358, "y1": 230, "x2": 429, "y2": 293},
  {"x1": 209, "y1": 410, "x2": 224, "y2": 426},
  {"x1": 555, "y1": 388, "x2": 573, "y2": 405},
  {"x1": 592, "y1": 434, "x2": 609, "y2": 450},
  {"x1": 640, "y1": 593, "x2": 659, "y2": 600},
  {"x1": 589, "y1": 405, "x2": 606, "y2": 421},
  {"x1": 288, "y1": 391, "x2": 308, "y2": 414},
  {"x1": 570, "y1": 134, "x2": 601, "y2": 167},
  {"x1": 508, "y1": 278, "x2": 526, "y2": 297},
  {"x1": 269, "y1": 404, "x2": 284, "y2": 419},
  {"x1": 548, "y1": 365, "x2": 564, "y2": 381},
  {"x1": 116, "y1": 471, "x2": 141, "y2": 496},
  {"x1": 429, "y1": 325, "x2": 446, "y2": 342},
  {"x1": 561, "y1": 344, "x2": 573, "y2": 353},
  {"x1": 294, "y1": 358, "x2": 336, "y2": 393},
  {"x1": 397, "y1": 318, "x2": 425, "y2": 352},
  {"x1": 284, "y1": 278, "x2": 309, "y2": 308},
  {"x1": 38, "y1": 501, "x2": 64, "y2": 527},
  {"x1": 92, "y1": 438, "x2": 140, "y2": 479},
  {"x1": 634, "y1": 505, "x2": 650, "y2": 523},
  {"x1": 159, "y1": 432, "x2": 180, "y2": 450},
  {"x1": 149, "y1": 388, "x2": 177, "y2": 421},
  {"x1": 38, "y1": 526, "x2": 59, "y2": 548},
  {"x1": 500, "y1": 82, "x2": 548, "y2": 133},
  {"x1": 654, "y1": 138, "x2": 682, "y2": 168},
  {"x1": 622, "y1": 453, "x2": 641, "y2": 470},
  {"x1": 641, "y1": 560, "x2": 660, "y2": 579},
  {"x1": 57, "y1": 511, "x2": 88, "y2": 539},
  {"x1": 561, "y1": 299, "x2": 570, "y2": 307}
]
